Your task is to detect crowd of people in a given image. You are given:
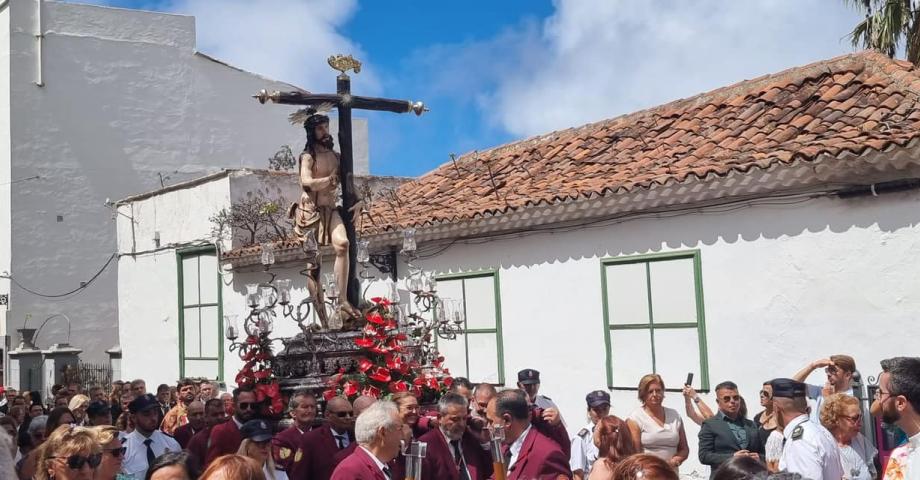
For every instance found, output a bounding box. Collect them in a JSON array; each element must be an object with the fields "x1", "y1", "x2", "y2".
[{"x1": 0, "y1": 354, "x2": 914, "y2": 480}]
